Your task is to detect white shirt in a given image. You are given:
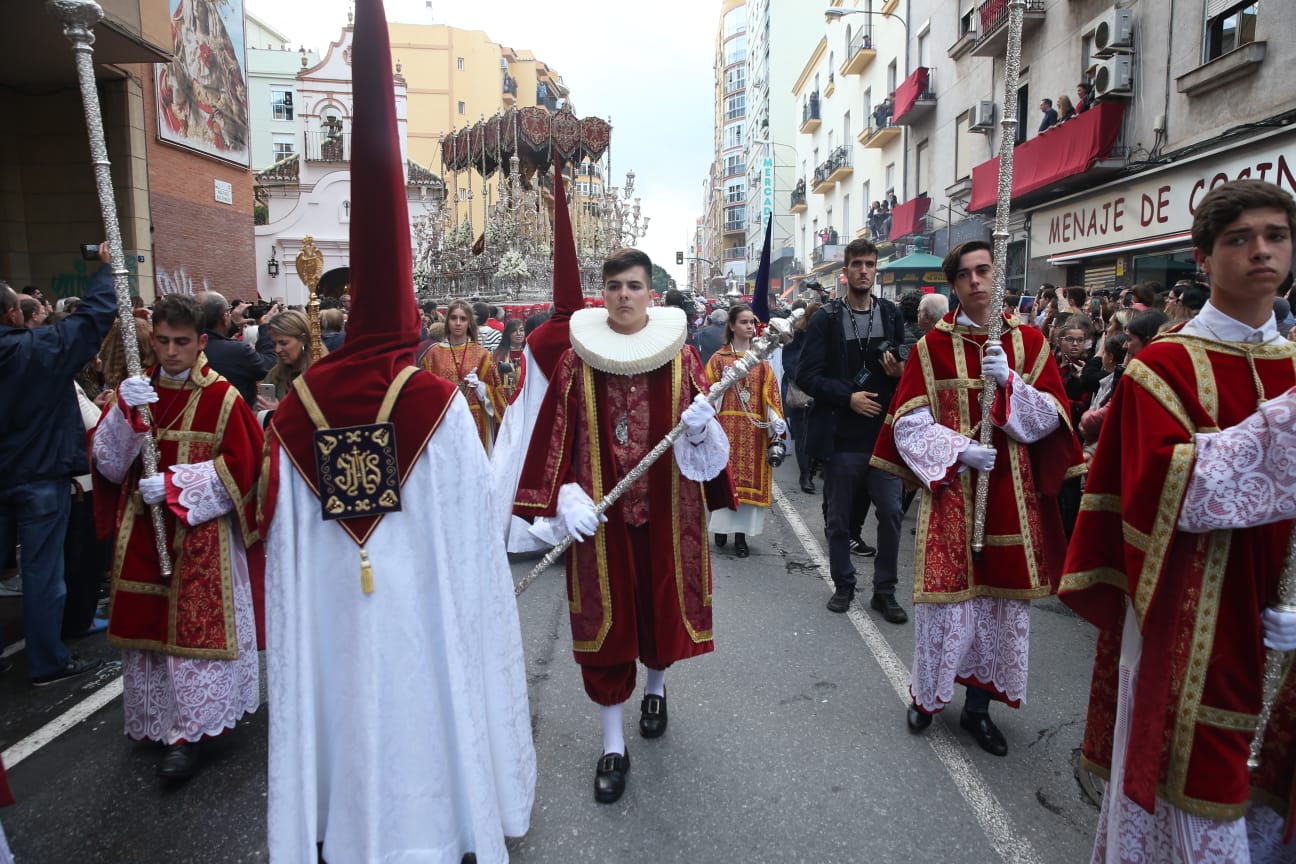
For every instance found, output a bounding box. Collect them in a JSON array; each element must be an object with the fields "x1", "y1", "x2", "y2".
[{"x1": 1179, "y1": 300, "x2": 1281, "y2": 345}]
